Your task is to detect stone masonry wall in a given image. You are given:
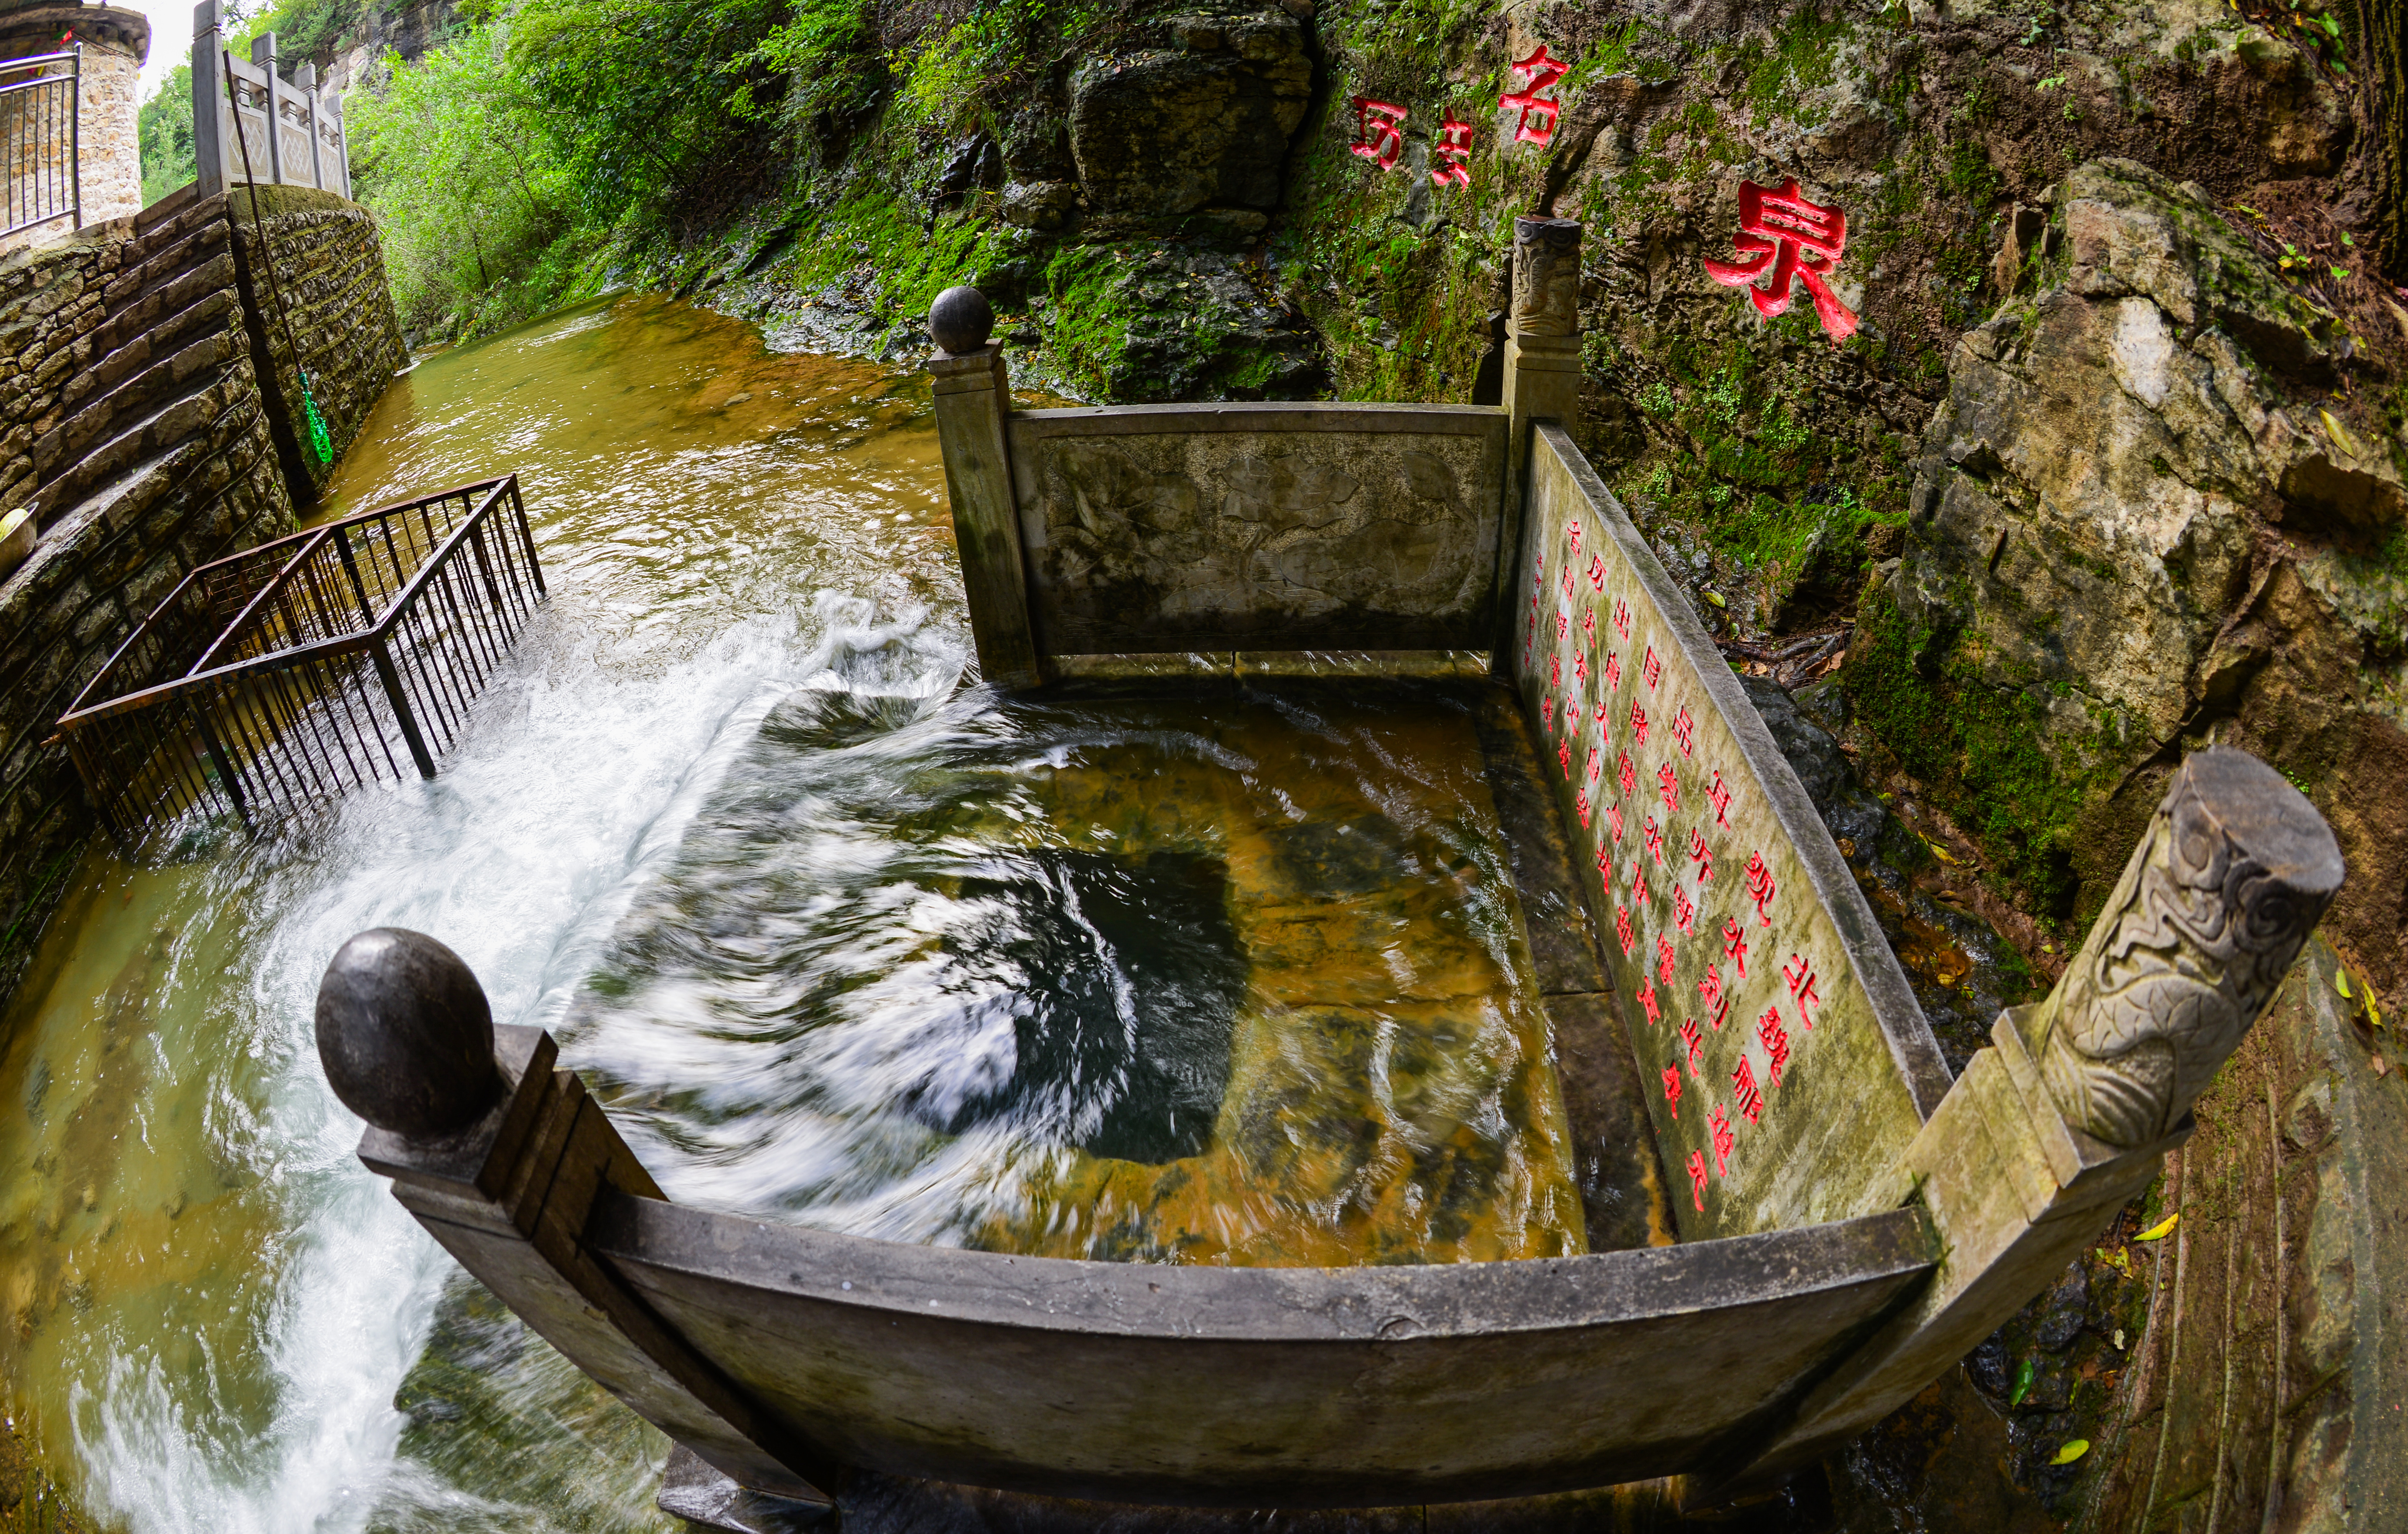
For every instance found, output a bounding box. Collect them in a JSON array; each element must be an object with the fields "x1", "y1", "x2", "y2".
[
  {"x1": 0, "y1": 186, "x2": 407, "y2": 1002},
  {"x1": 73, "y1": 34, "x2": 144, "y2": 227},
  {"x1": 222, "y1": 184, "x2": 409, "y2": 500}
]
